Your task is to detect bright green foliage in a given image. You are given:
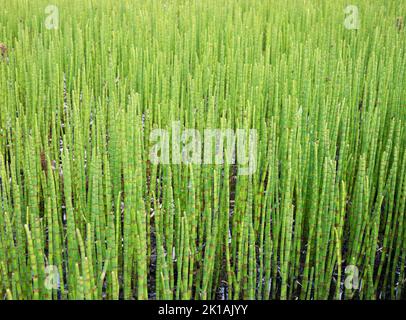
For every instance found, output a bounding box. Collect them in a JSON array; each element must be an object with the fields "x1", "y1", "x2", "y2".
[{"x1": 0, "y1": 0, "x2": 405, "y2": 300}]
